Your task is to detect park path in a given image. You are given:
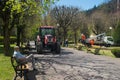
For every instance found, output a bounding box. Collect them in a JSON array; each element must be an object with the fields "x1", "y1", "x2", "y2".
[{"x1": 25, "y1": 45, "x2": 120, "y2": 80}]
